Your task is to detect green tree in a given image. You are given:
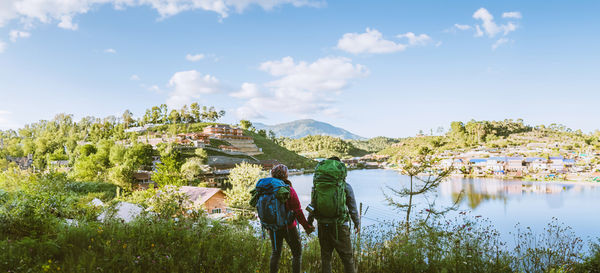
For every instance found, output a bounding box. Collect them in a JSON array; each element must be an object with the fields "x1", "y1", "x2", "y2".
[
  {"x1": 385, "y1": 147, "x2": 455, "y2": 235},
  {"x1": 190, "y1": 102, "x2": 201, "y2": 122},
  {"x1": 181, "y1": 157, "x2": 210, "y2": 183},
  {"x1": 239, "y1": 120, "x2": 252, "y2": 130},
  {"x1": 153, "y1": 154, "x2": 184, "y2": 187},
  {"x1": 225, "y1": 162, "x2": 266, "y2": 214},
  {"x1": 121, "y1": 110, "x2": 134, "y2": 128},
  {"x1": 168, "y1": 110, "x2": 181, "y2": 124}
]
